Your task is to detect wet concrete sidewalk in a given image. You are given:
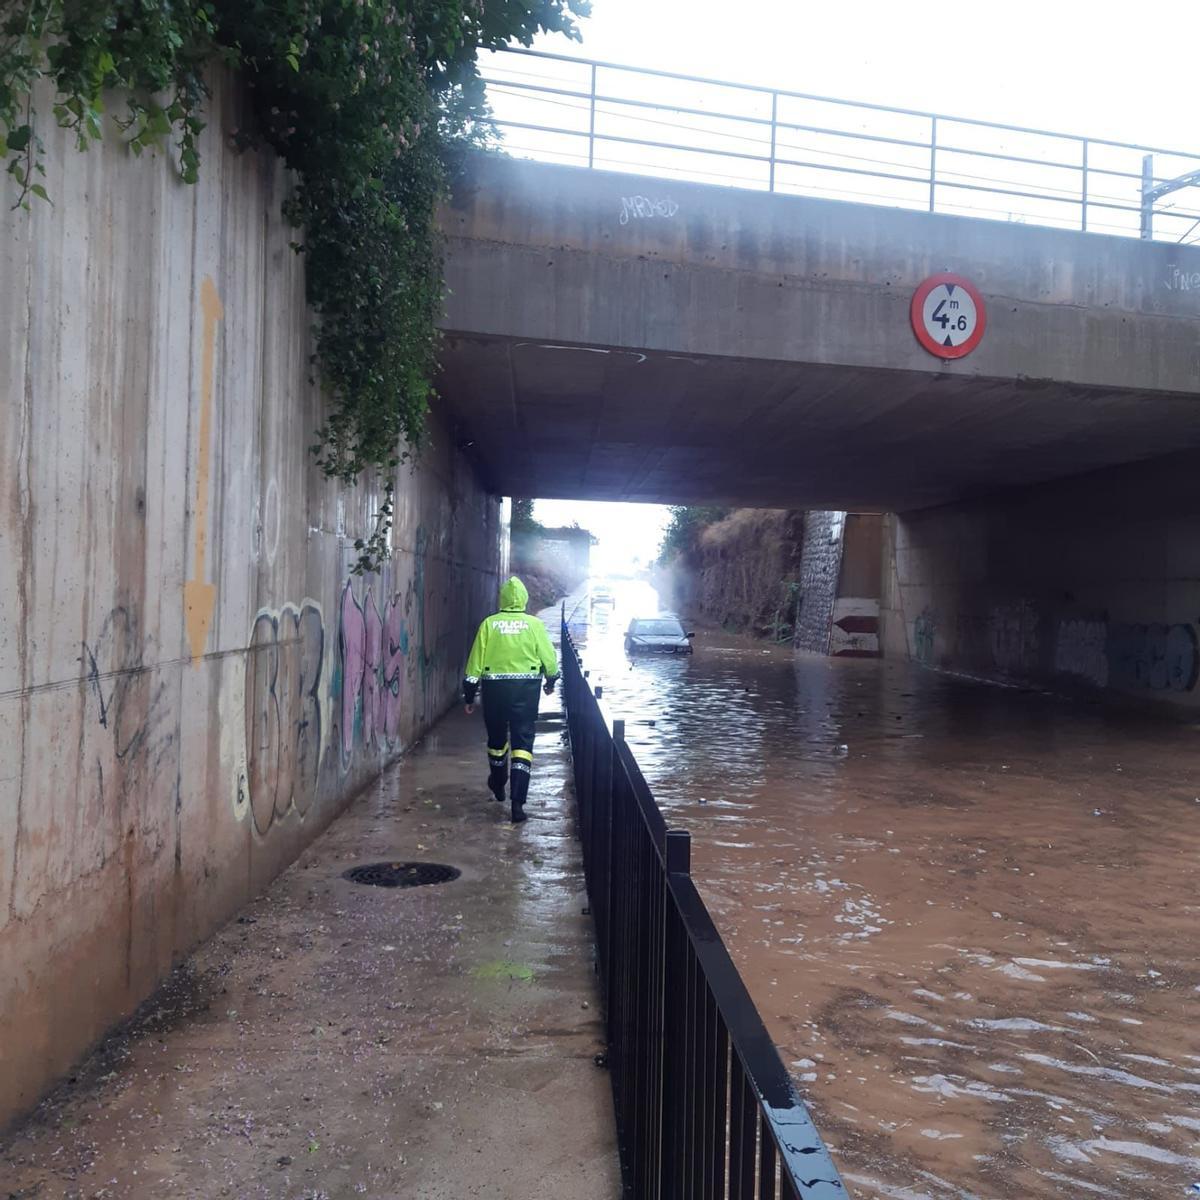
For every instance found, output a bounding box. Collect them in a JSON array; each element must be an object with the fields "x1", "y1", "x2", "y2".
[{"x1": 1, "y1": 710, "x2": 620, "y2": 1199}]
